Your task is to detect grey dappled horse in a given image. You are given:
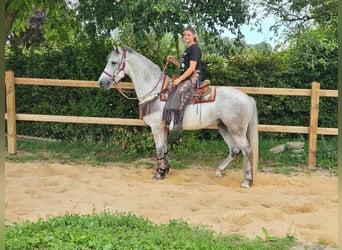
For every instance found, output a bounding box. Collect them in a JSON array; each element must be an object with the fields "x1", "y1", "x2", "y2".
[{"x1": 98, "y1": 46, "x2": 259, "y2": 188}]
